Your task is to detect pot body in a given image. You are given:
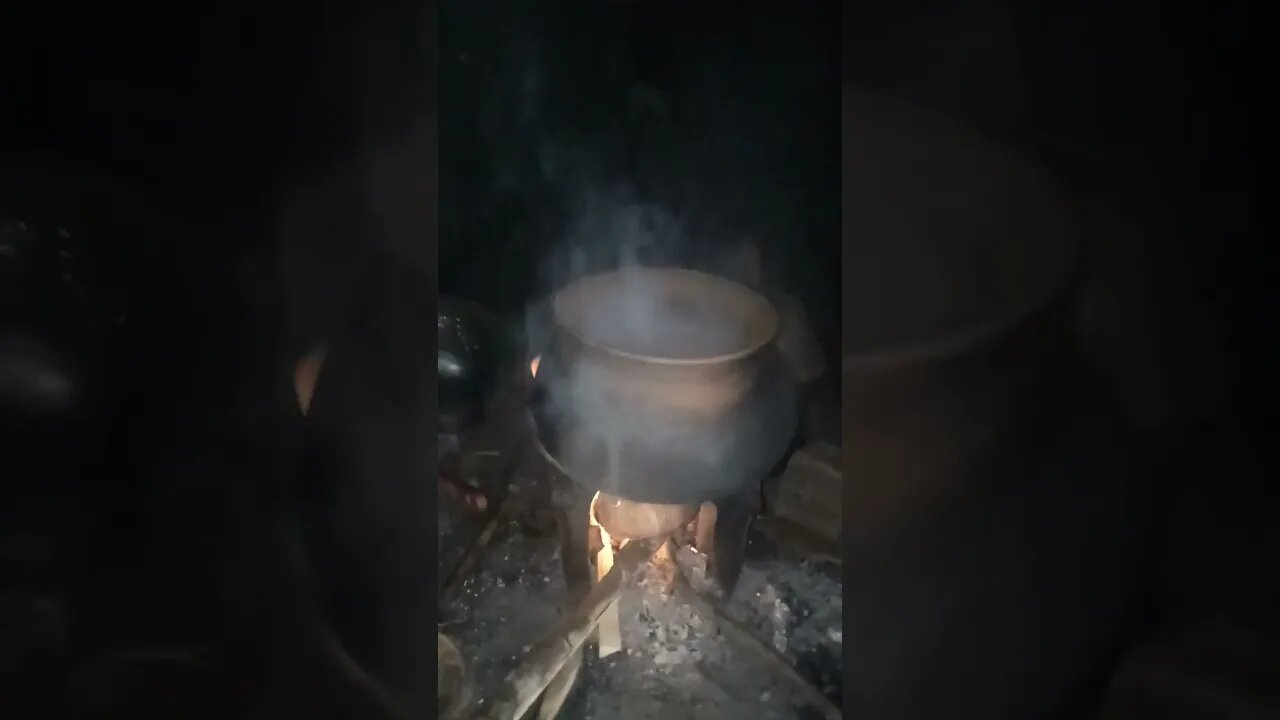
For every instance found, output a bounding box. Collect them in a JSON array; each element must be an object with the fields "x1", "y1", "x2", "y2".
[
  {"x1": 846, "y1": 381, "x2": 1143, "y2": 720},
  {"x1": 437, "y1": 295, "x2": 512, "y2": 437},
  {"x1": 841, "y1": 87, "x2": 1084, "y2": 539},
  {"x1": 593, "y1": 493, "x2": 699, "y2": 541},
  {"x1": 845, "y1": 300, "x2": 1077, "y2": 541},
  {"x1": 535, "y1": 268, "x2": 797, "y2": 506},
  {"x1": 0, "y1": 160, "x2": 179, "y2": 531},
  {"x1": 840, "y1": 89, "x2": 1144, "y2": 719}
]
